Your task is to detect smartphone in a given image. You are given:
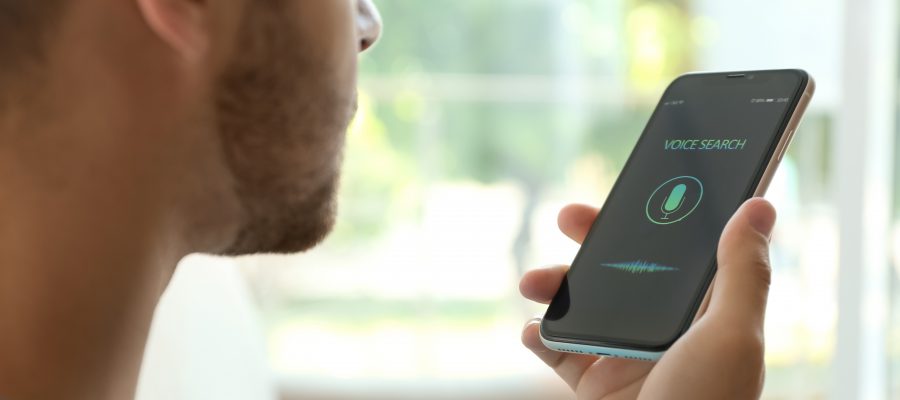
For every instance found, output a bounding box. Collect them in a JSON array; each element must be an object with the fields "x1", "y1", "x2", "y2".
[{"x1": 540, "y1": 69, "x2": 815, "y2": 361}]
